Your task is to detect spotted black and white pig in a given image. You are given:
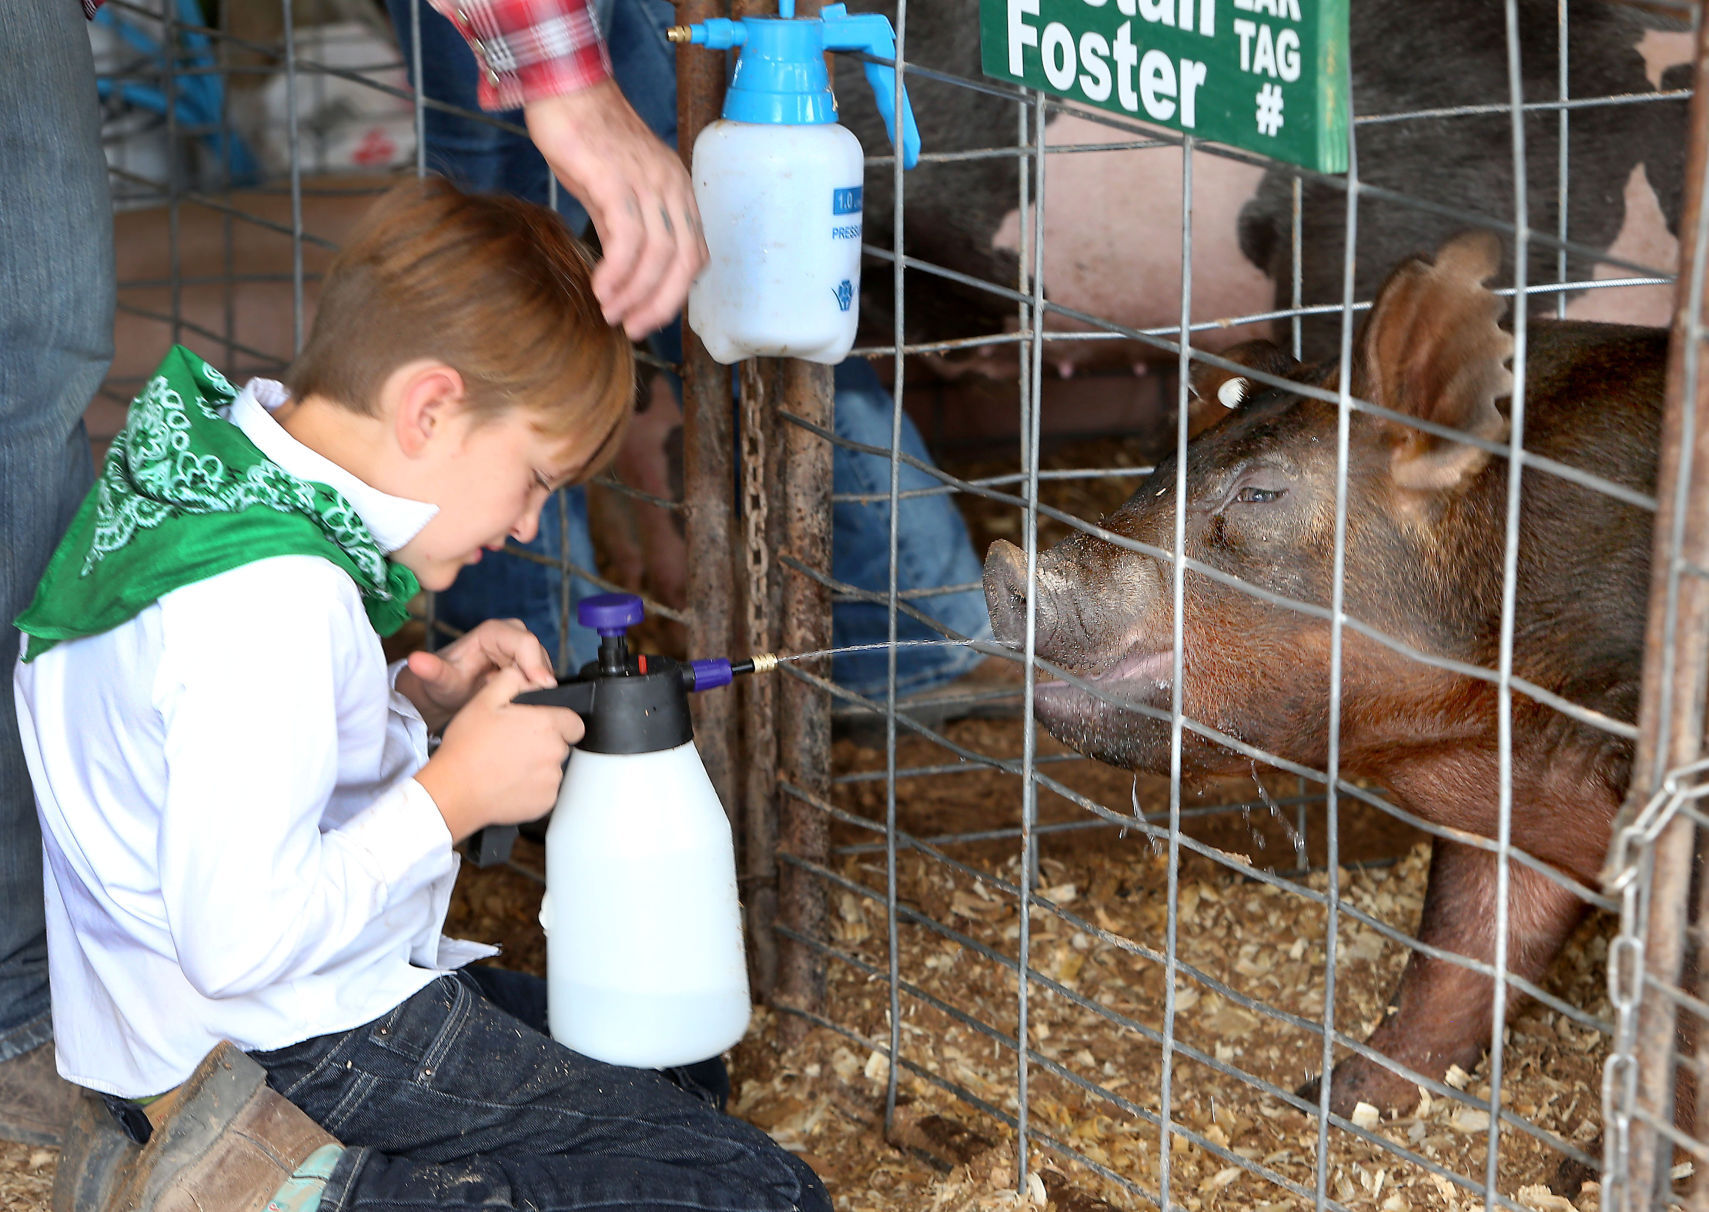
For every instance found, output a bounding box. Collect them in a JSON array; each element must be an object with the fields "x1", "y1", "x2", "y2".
[
  {"x1": 982, "y1": 230, "x2": 1666, "y2": 1119},
  {"x1": 840, "y1": 0, "x2": 1688, "y2": 371}
]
